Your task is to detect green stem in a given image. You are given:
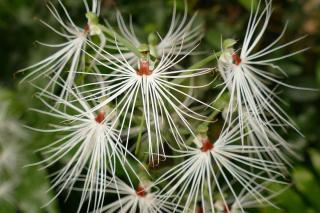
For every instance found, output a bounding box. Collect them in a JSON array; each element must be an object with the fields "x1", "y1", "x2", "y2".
[
  {"x1": 135, "y1": 116, "x2": 145, "y2": 156},
  {"x1": 100, "y1": 25, "x2": 141, "y2": 57},
  {"x1": 188, "y1": 51, "x2": 222, "y2": 70},
  {"x1": 208, "y1": 109, "x2": 220, "y2": 121},
  {"x1": 173, "y1": 51, "x2": 222, "y2": 85},
  {"x1": 196, "y1": 99, "x2": 226, "y2": 135}
]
